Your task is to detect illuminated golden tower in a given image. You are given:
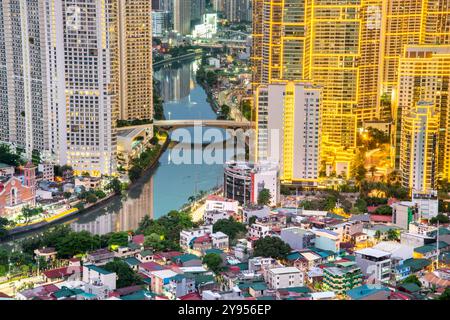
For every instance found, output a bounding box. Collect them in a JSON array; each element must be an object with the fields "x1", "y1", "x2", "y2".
[
  {"x1": 118, "y1": 0, "x2": 153, "y2": 121},
  {"x1": 400, "y1": 101, "x2": 439, "y2": 193},
  {"x1": 395, "y1": 45, "x2": 450, "y2": 180},
  {"x1": 251, "y1": 0, "x2": 308, "y2": 89},
  {"x1": 305, "y1": 0, "x2": 361, "y2": 150}
]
